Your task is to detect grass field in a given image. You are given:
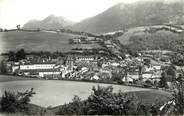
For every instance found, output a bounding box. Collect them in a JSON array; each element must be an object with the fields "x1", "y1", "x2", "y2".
[
  {"x1": 0, "y1": 31, "x2": 74, "y2": 53},
  {"x1": 0, "y1": 74, "x2": 41, "y2": 82},
  {"x1": 0, "y1": 31, "x2": 102, "y2": 53},
  {"x1": 0, "y1": 27, "x2": 183, "y2": 54},
  {"x1": 128, "y1": 90, "x2": 172, "y2": 105}
]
